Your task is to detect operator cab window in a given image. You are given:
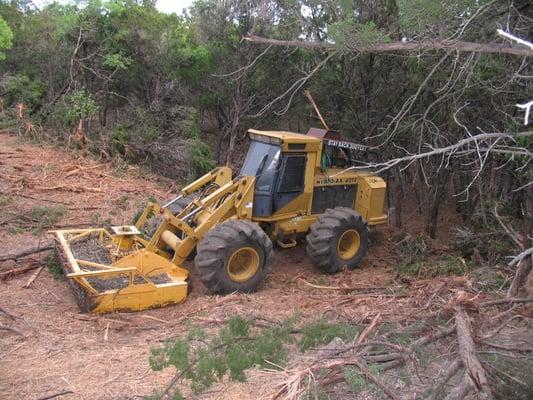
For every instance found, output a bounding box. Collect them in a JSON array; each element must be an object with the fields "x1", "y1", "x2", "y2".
[
  {"x1": 278, "y1": 155, "x2": 306, "y2": 193},
  {"x1": 273, "y1": 154, "x2": 307, "y2": 212},
  {"x1": 240, "y1": 140, "x2": 281, "y2": 192}
]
